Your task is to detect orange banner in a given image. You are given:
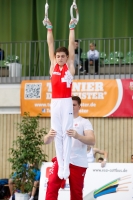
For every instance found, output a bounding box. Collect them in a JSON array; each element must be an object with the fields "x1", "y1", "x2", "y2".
[{"x1": 21, "y1": 79, "x2": 133, "y2": 117}]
